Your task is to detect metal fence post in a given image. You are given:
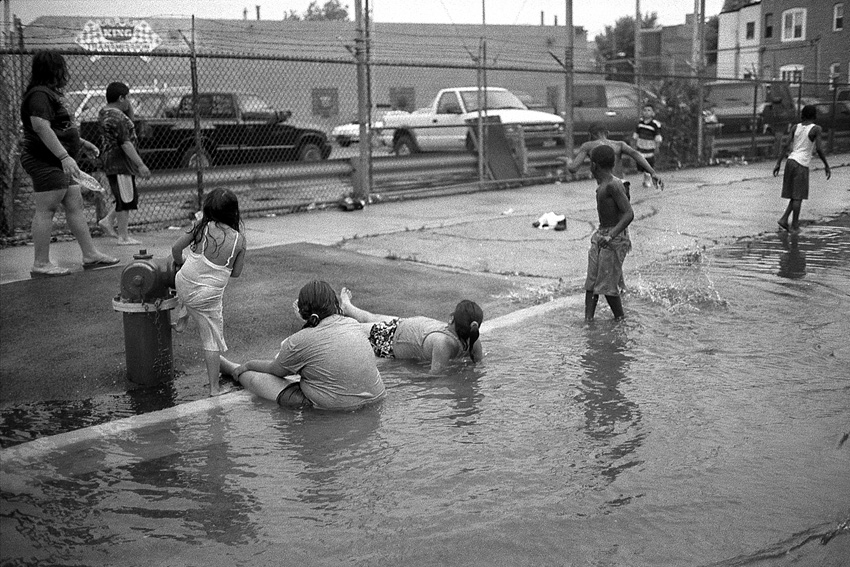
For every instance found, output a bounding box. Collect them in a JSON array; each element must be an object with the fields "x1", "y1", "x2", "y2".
[
  {"x1": 750, "y1": 80, "x2": 758, "y2": 157},
  {"x1": 181, "y1": 17, "x2": 204, "y2": 210},
  {"x1": 353, "y1": 0, "x2": 370, "y2": 204}
]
